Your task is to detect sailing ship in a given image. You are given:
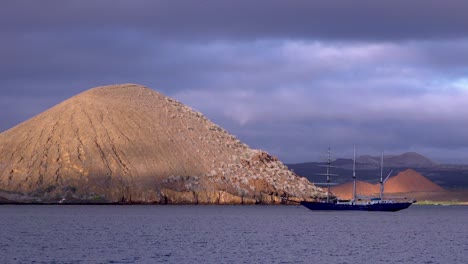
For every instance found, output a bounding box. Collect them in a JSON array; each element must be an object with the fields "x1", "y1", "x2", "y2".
[{"x1": 300, "y1": 147, "x2": 414, "y2": 212}]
